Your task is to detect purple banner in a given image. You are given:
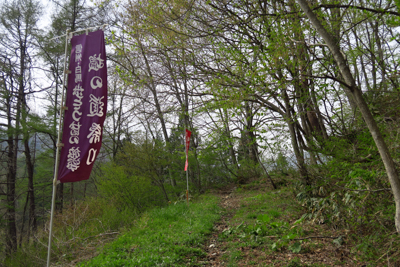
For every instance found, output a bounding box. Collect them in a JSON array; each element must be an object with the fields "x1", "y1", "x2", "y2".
[{"x1": 58, "y1": 30, "x2": 107, "y2": 183}]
